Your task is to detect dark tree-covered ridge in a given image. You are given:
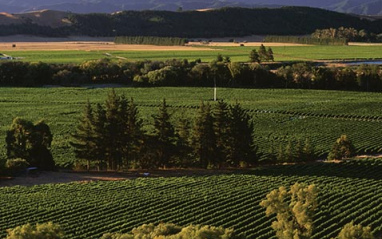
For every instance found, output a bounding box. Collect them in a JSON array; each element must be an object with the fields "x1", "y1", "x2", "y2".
[{"x1": 0, "y1": 7, "x2": 380, "y2": 37}]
